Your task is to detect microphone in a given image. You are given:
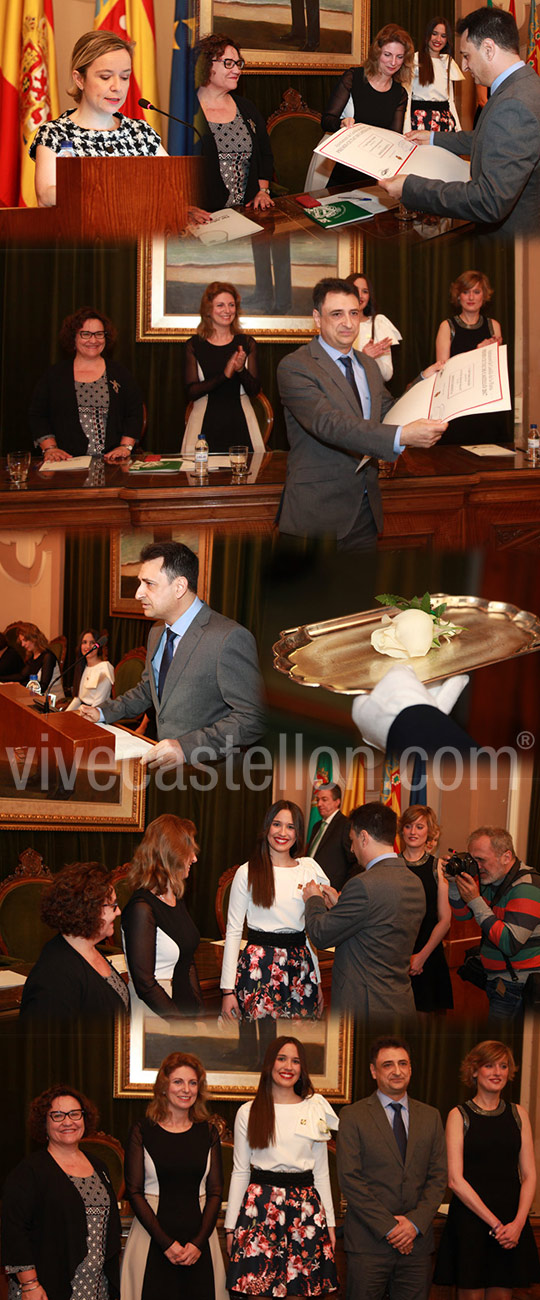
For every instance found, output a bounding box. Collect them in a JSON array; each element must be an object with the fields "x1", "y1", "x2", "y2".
[{"x1": 138, "y1": 98, "x2": 202, "y2": 141}]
